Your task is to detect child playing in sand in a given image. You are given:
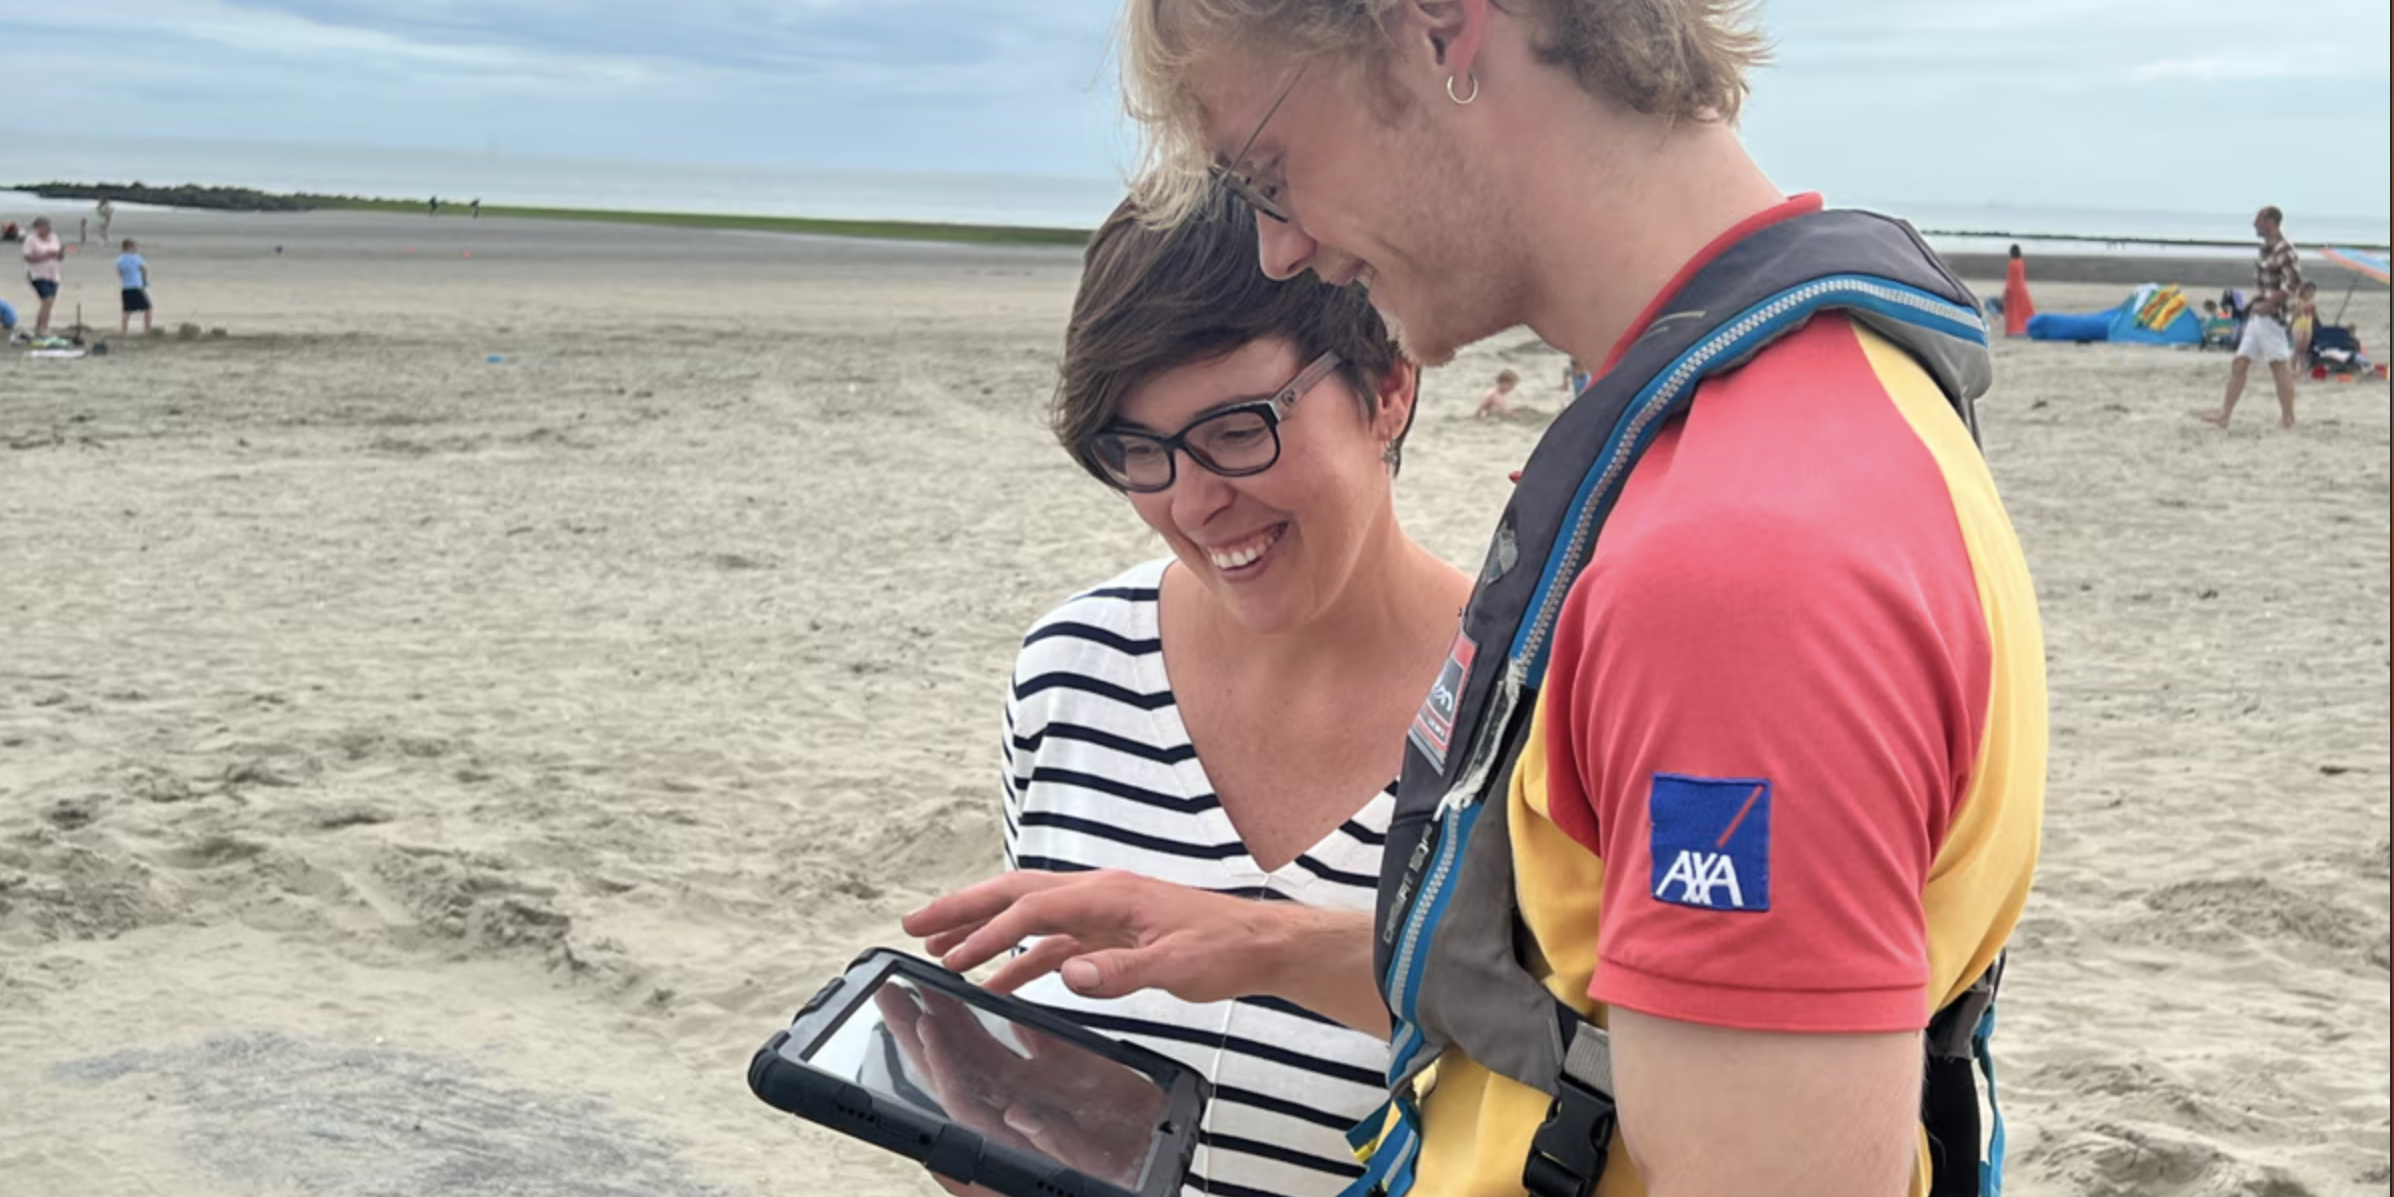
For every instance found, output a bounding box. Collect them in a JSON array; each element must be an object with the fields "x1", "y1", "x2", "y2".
[
  {"x1": 2290, "y1": 280, "x2": 2319, "y2": 368},
  {"x1": 116, "y1": 239, "x2": 153, "y2": 334},
  {"x1": 1474, "y1": 368, "x2": 1521, "y2": 418},
  {"x1": 2199, "y1": 300, "x2": 2239, "y2": 350}
]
